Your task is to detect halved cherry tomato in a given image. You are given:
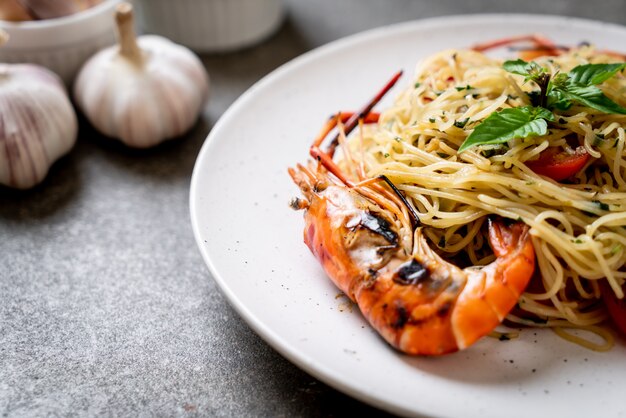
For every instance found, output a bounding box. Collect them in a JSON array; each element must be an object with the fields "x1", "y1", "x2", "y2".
[
  {"x1": 518, "y1": 48, "x2": 562, "y2": 61},
  {"x1": 600, "y1": 281, "x2": 626, "y2": 337},
  {"x1": 526, "y1": 146, "x2": 590, "y2": 181}
]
